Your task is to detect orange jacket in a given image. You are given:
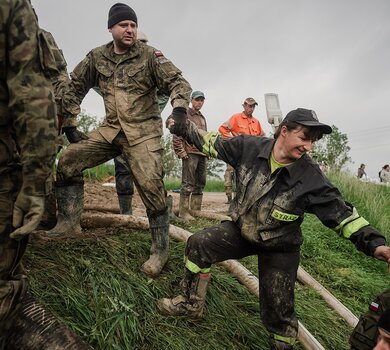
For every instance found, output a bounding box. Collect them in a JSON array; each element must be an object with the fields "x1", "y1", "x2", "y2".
[{"x1": 218, "y1": 112, "x2": 264, "y2": 137}]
